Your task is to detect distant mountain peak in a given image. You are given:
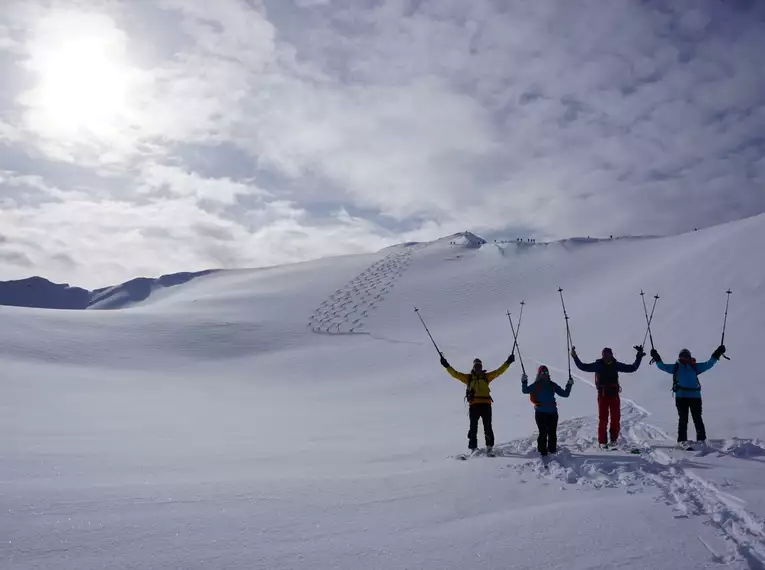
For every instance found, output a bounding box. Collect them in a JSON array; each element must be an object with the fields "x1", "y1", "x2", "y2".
[{"x1": 0, "y1": 270, "x2": 216, "y2": 310}]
